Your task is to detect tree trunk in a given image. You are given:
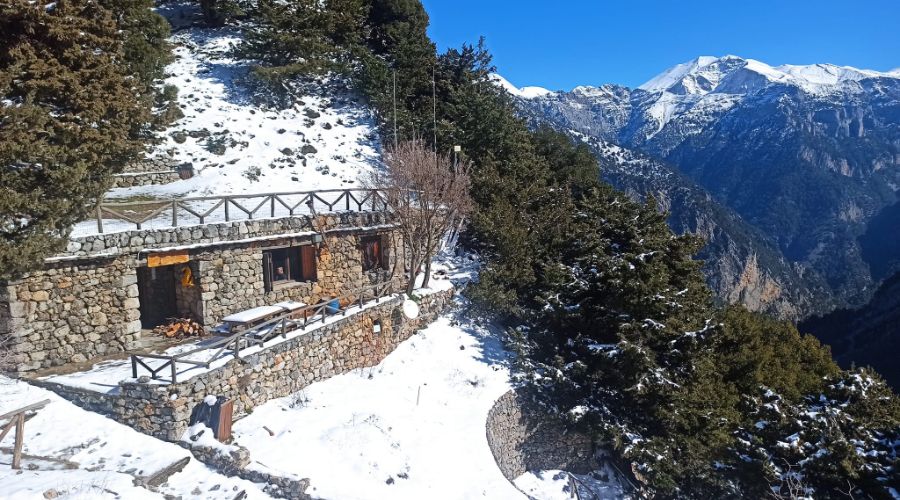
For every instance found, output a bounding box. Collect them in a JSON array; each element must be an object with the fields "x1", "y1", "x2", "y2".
[{"x1": 422, "y1": 252, "x2": 433, "y2": 289}]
